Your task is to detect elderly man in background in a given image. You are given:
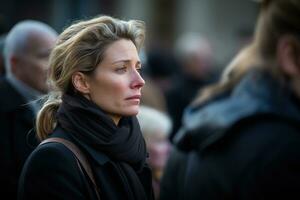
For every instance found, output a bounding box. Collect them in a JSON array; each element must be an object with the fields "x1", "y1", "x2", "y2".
[{"x1": 0, "y1": 20, "x2": 57, "y2": 199}]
